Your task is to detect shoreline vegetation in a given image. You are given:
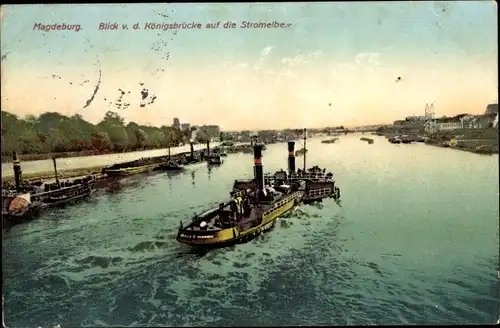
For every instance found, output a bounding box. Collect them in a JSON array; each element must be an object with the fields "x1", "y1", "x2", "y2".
[{"x1": 1, "y1": 110, "x2": 215, "y2": 163}]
